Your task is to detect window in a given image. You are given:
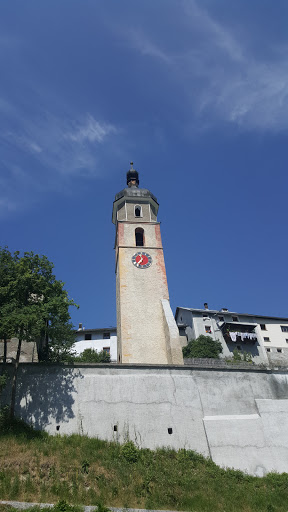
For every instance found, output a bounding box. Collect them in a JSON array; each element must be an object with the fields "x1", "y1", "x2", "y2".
[
  {"x1": 85, "y1": 333, "x2": 92, "y2": 340},
  {"x1": 103, "y1": 347, "x2": 110, "y2": 354},
  {"x1": 232, "y1": 316, "x2": 238, "y2": 322},
  {"x1": 135, "y1": 227, "x2": 144, "y2": 247},
  {"x1": 202, "y1": 313, "x2": 208, "y2": 318},
  {"x1": 205, "y1": 326, "x2": 211, "y2": 333},
  {"x1": 281, "y1": 326, "x2": 288, "y2": 333},
  {"x1": 266, "y1": 348, "x2": 271, "y2": 352},
  {"x1": 264, "y1": 337, "x2": 270, "y2": 342},
  {"x1": 218, "y1": 316, "x2": 224, "y2": 322},
  {"x1": 134, "y1": 205, "x2": 142, "y2": 218},
  {"x1": 237, "y1": 345, "x2": 242, "y2": 350},
  {"x1": 103, "y1": 332, "x2": 110, "y2": 339},
  {"x1": 260, "y1": 324, "x2": 266, "y2": 330},
  {"x1": 286, "y1": 339, "x2": 288, "y2": 343},
  {"x1": 277, "y1": 348, "x2": 282, "y2": 353}
]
